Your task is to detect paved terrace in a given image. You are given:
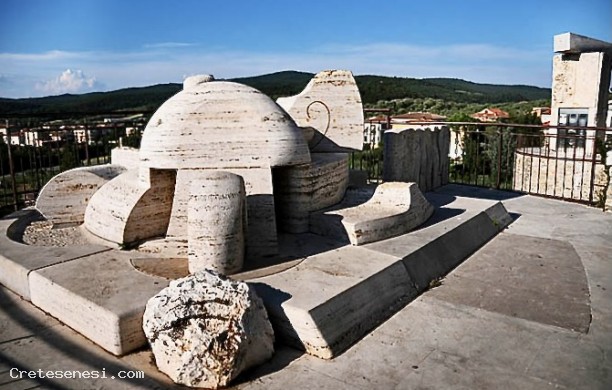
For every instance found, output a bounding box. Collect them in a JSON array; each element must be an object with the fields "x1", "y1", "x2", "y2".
[{"x1": 1, "y1": 184, "x2": 611, "y2": 389}]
